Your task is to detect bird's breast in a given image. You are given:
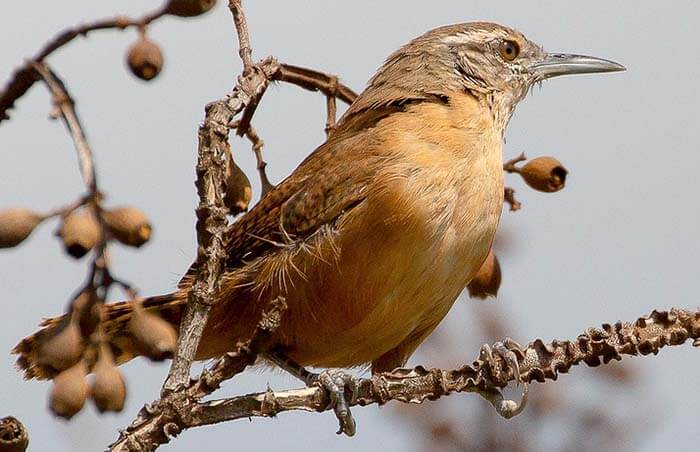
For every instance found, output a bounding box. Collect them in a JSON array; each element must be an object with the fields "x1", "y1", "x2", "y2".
[{"x1": 281, "y1": 97, "x2": 505, "y2": 368}]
